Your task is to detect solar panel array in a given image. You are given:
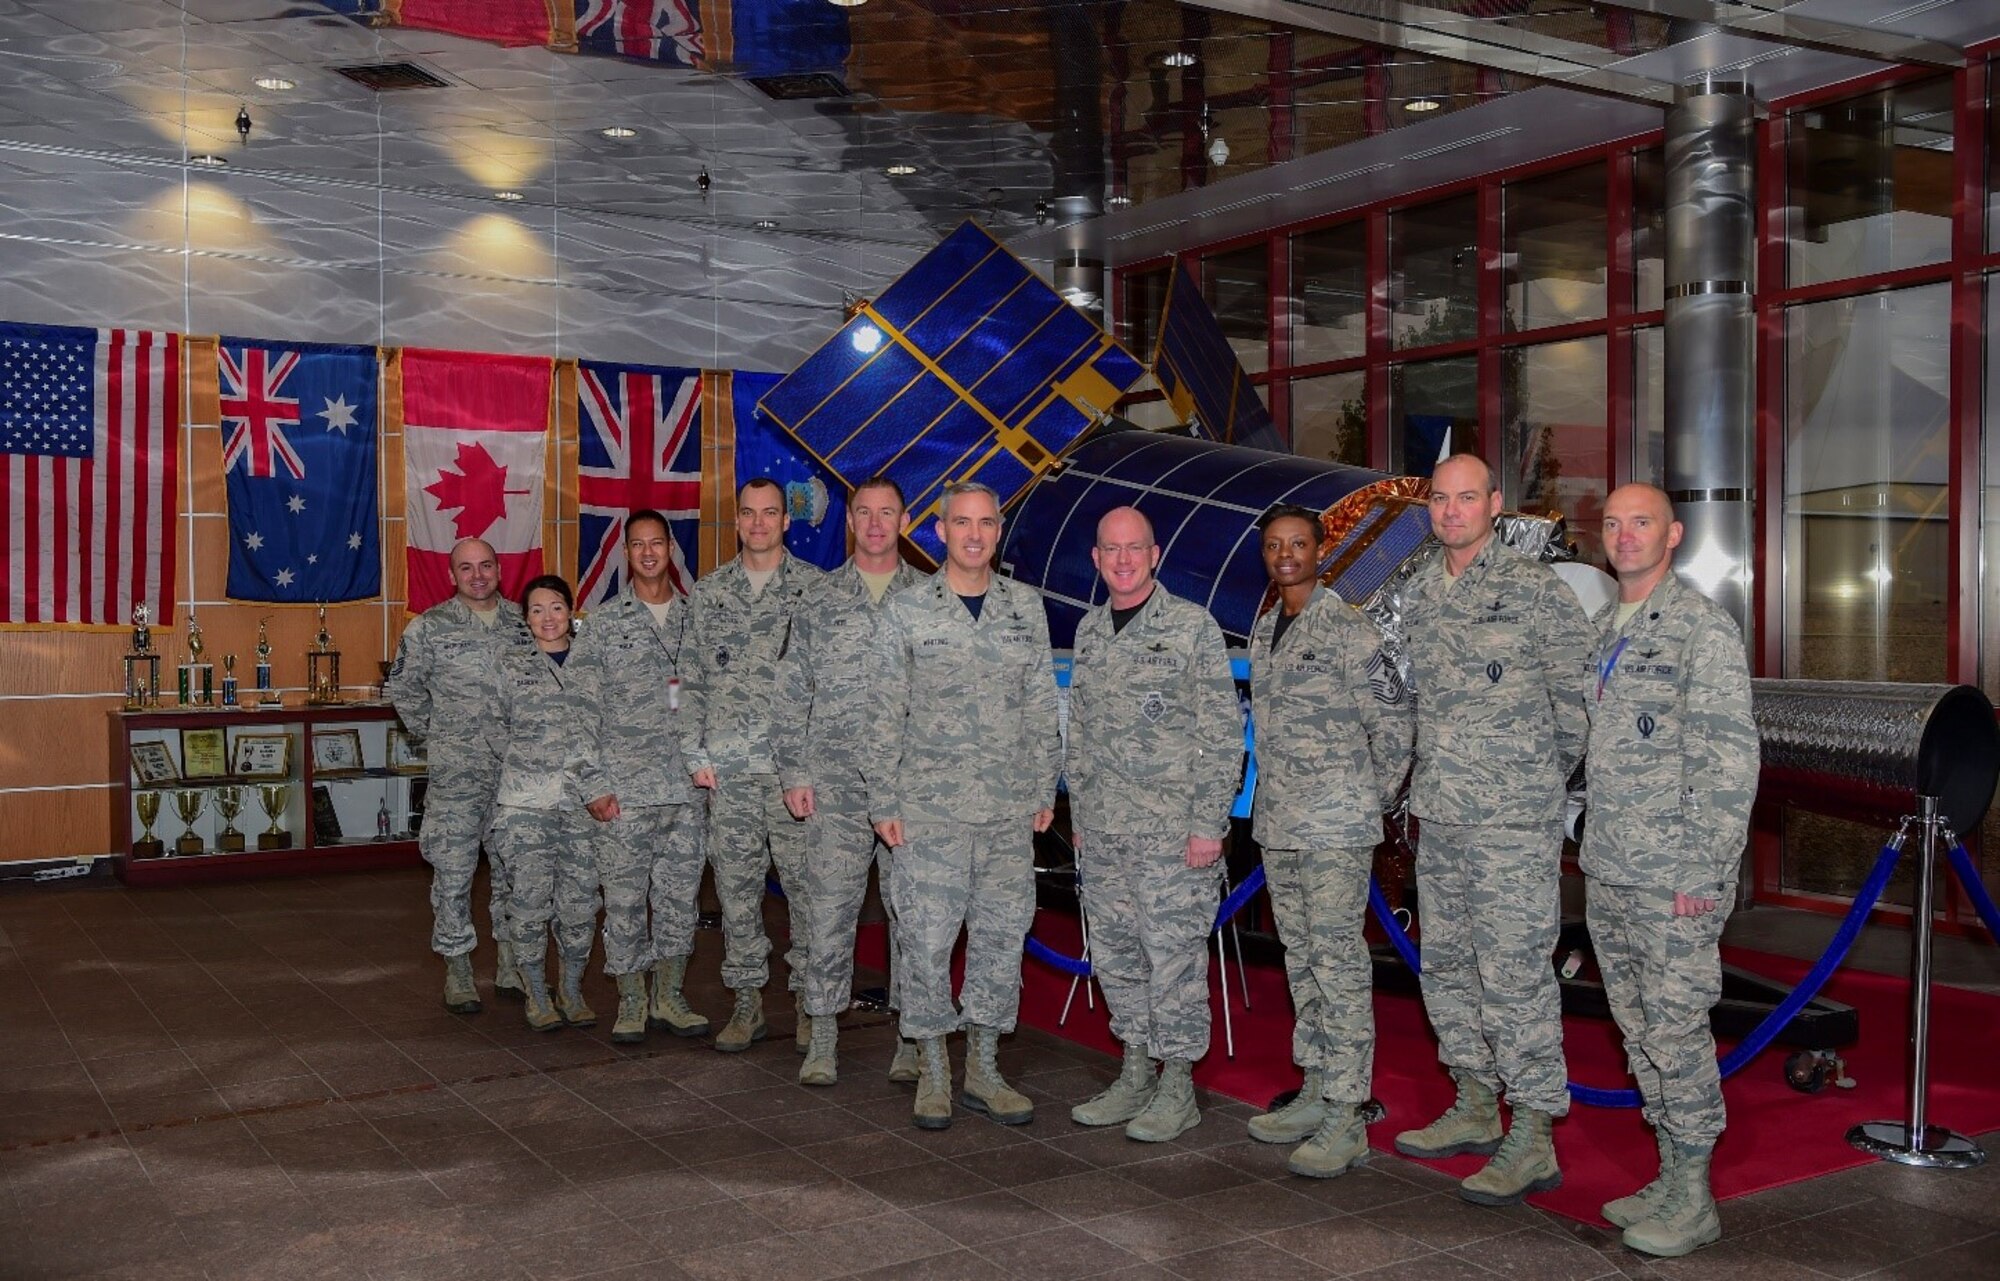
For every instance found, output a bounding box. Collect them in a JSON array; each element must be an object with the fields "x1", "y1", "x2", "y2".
[{"x1": 1152, "y1": 259, "x2": 1284, "y2": 454}]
